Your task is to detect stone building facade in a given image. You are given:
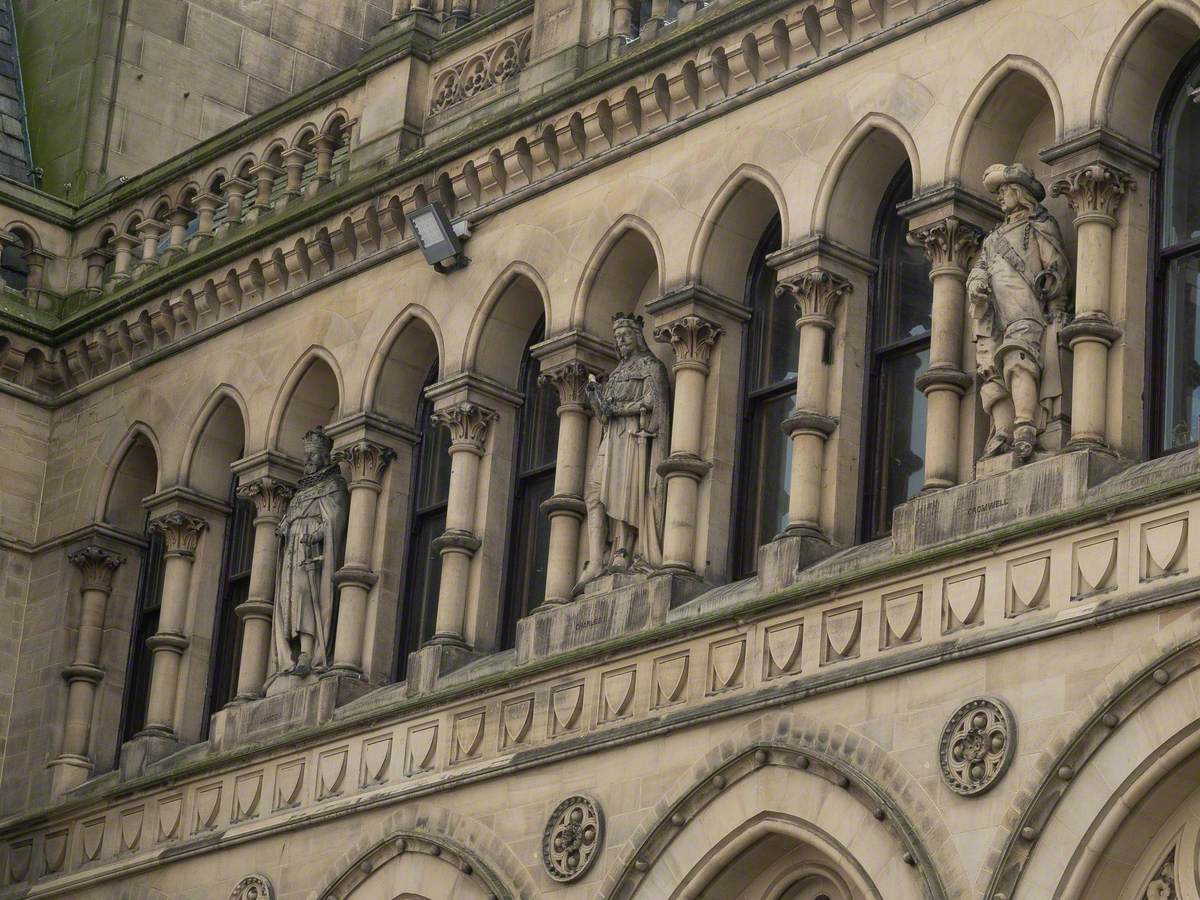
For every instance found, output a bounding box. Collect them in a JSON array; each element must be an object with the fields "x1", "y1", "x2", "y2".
[{"x1": 0, "y1": 0, "x2": 1198, "y2": 897}]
